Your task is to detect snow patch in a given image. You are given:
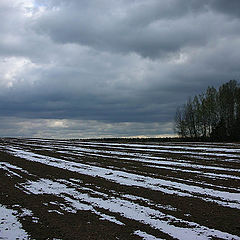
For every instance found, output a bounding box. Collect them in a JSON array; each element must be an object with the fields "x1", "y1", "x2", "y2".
[{"x1": 0, "y1": 204, "x2": 30, "y2": 240}]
